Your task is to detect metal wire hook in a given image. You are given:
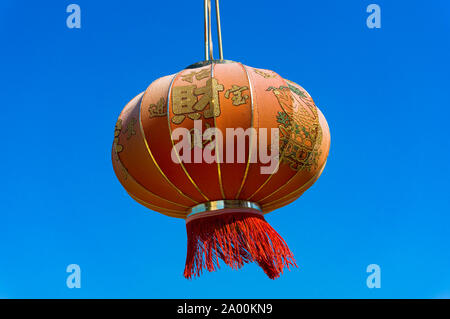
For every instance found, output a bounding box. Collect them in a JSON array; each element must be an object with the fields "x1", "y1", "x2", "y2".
[{"x1": 204, "y1": 0, "x2": 224, "y2": 61}]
